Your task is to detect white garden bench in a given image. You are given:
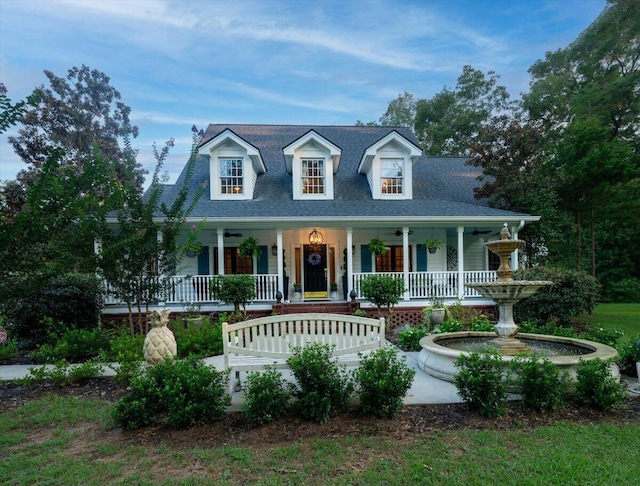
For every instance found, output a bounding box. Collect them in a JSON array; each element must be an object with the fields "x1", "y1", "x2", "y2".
[{"x1": 222, "y1": 312, "x2": 386, "y2": 393}]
